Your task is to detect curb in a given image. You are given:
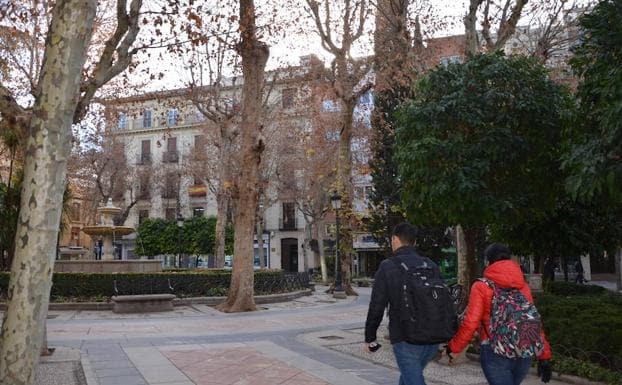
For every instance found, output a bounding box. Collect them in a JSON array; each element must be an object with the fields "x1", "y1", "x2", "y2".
[{"x1": 0, "y1": 289, "x2": 312, "y2": 311}]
